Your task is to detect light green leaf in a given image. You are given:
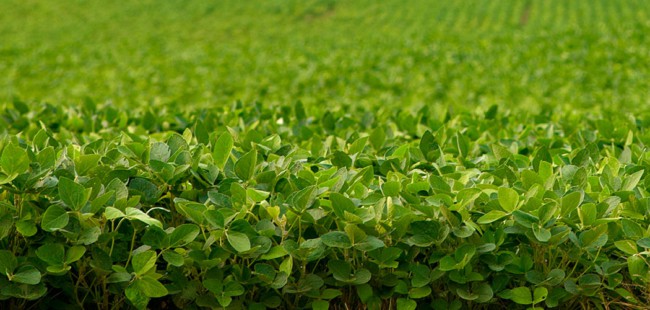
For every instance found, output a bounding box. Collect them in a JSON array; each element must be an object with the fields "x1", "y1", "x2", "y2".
[
  {"x1": 477, "y1": 210, "x2": 508, "y2": 224},
  {"x1": 125, "y1": 208, "x2": 162, "y2": 228},
  {"x1": 622, "y1": 170, "x2": 644, "y2": 191},
  {"x1": 498, "y1": 187, "x2": 519, "y2": 213},
  {"x1": 104, "y1": 207, "x2": 125, "y2": 220},
  {"x1": 533, "y1": 287, "x2": 548, "y2": 304}
]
